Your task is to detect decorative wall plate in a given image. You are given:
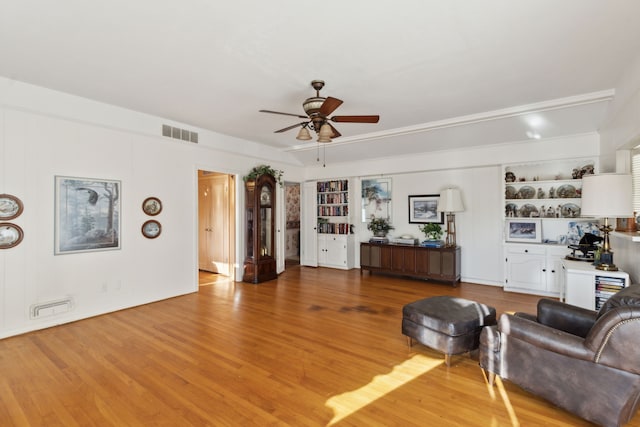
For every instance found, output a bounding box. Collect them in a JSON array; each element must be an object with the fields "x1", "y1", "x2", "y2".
[
  {"x1": 518, "y1": 204, "x2": 538, "y2": 218},
  {"x1": 517, "y1": 186, "x2": 536, "y2": 199},
  {"x1": 505, "y1": 185, "x2": 517, "y2": 199},
  {"x1": 556, "y1": 184, "x2": 577, "y2": 198},
  {"x1": 0, "y1": 223, "x2": 24, "y2": 248},
  {"x1": 0, "y1": 194, "x2": 24, "y2": 220},
  {"x1": 142, "y1": 220, "x2": 161, "y2": 239},
  {"x1": 142, "y1": 197, "x2": 162, "y2": 216}
]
